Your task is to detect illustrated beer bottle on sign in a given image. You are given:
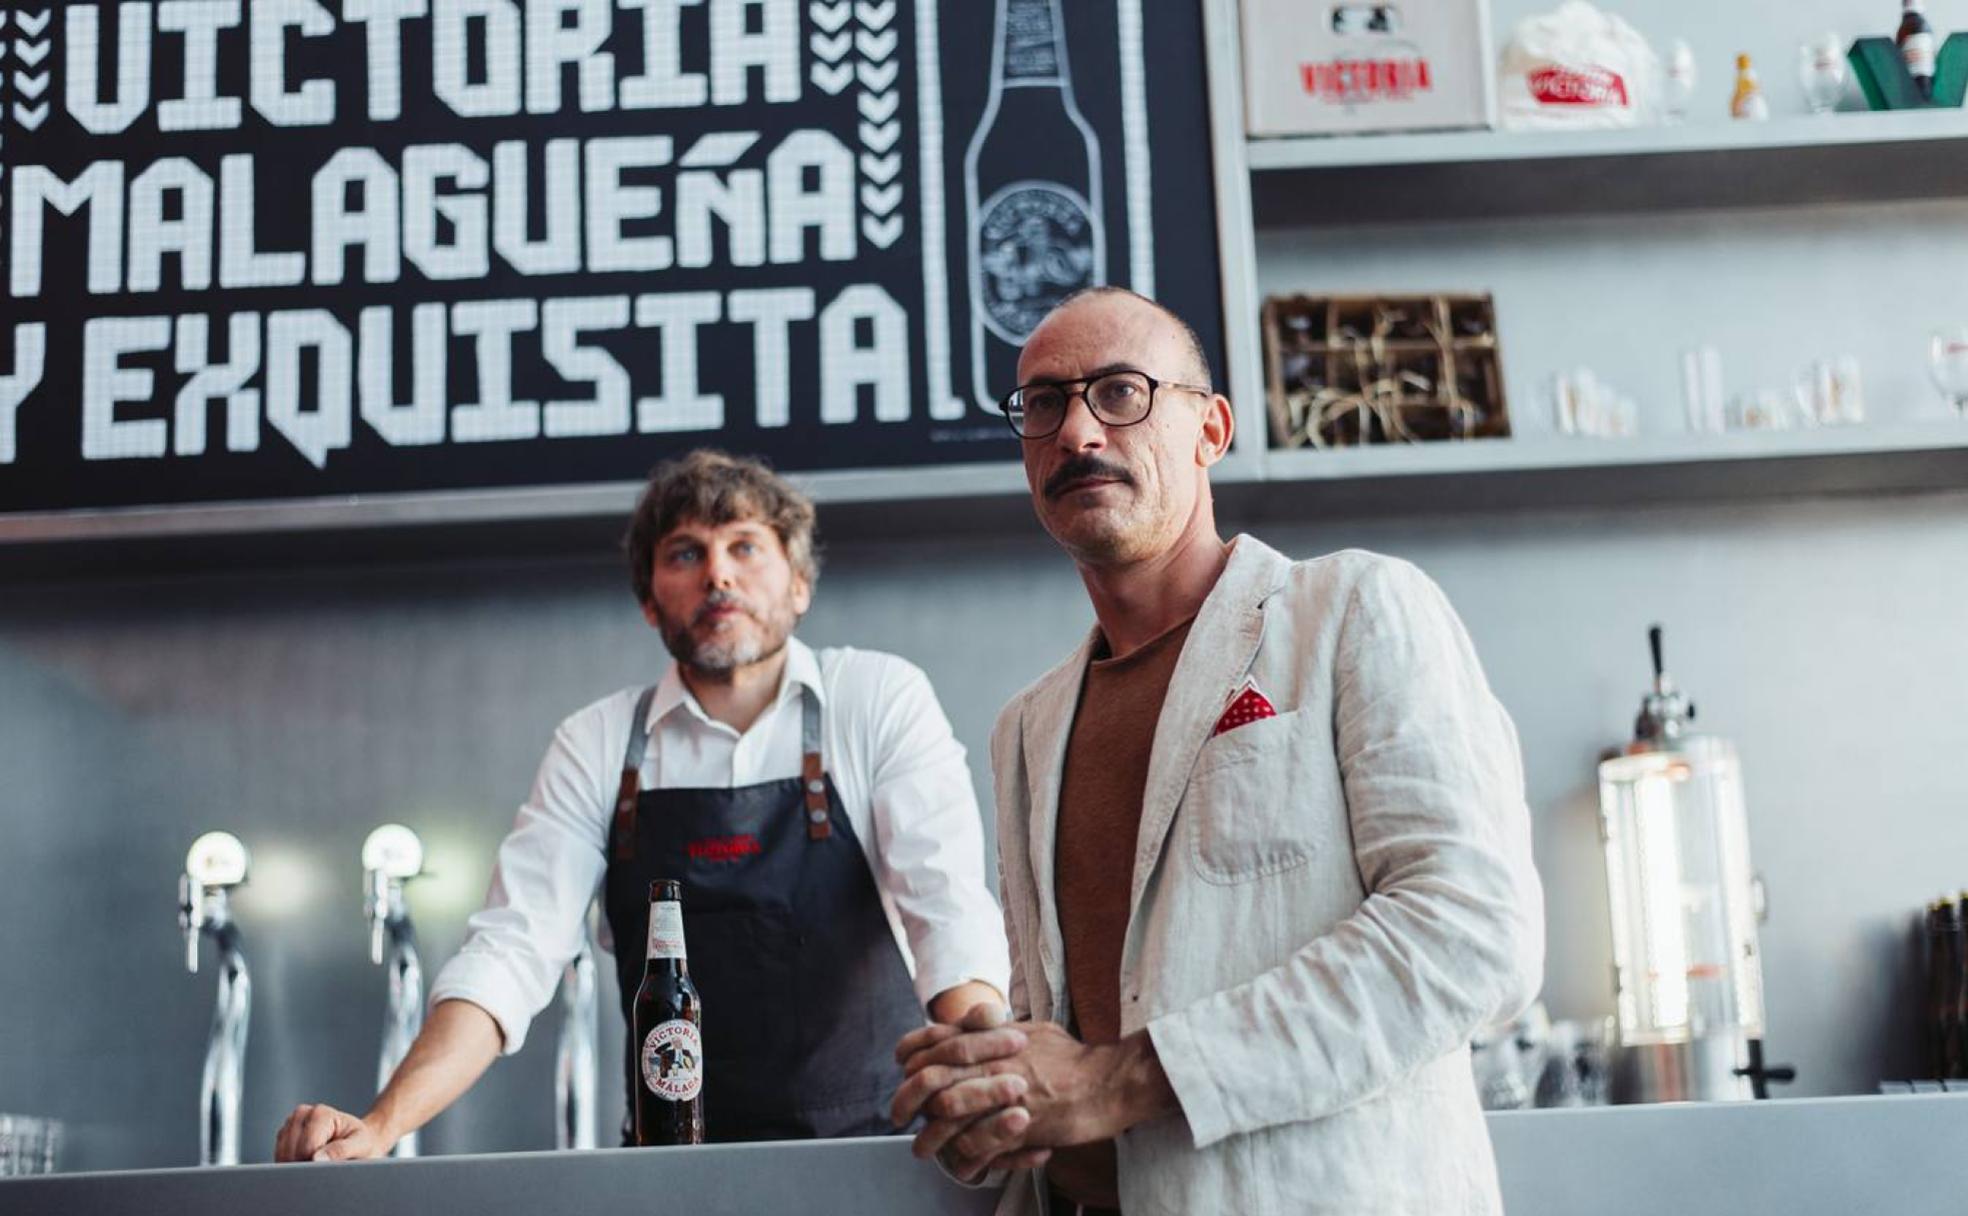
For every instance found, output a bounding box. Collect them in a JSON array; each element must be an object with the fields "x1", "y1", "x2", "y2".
[
  {"x1": 633, "y1": 880, "x2": 704, "y2": 1146},
  {"x1": 965, "y1": 0, "x2": 1108, "y2": 409}
]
